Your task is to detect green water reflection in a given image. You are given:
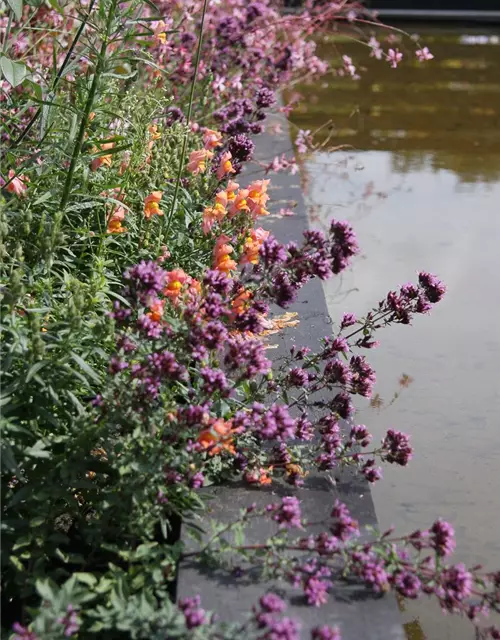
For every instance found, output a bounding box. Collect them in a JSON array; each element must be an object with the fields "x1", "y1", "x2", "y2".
[
  {"x1": 290, "y1": 26, "x2": 500, "y2": 184},
  {"x1": 290, "y1": 24, "x2": 500, "y2": 640}
]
